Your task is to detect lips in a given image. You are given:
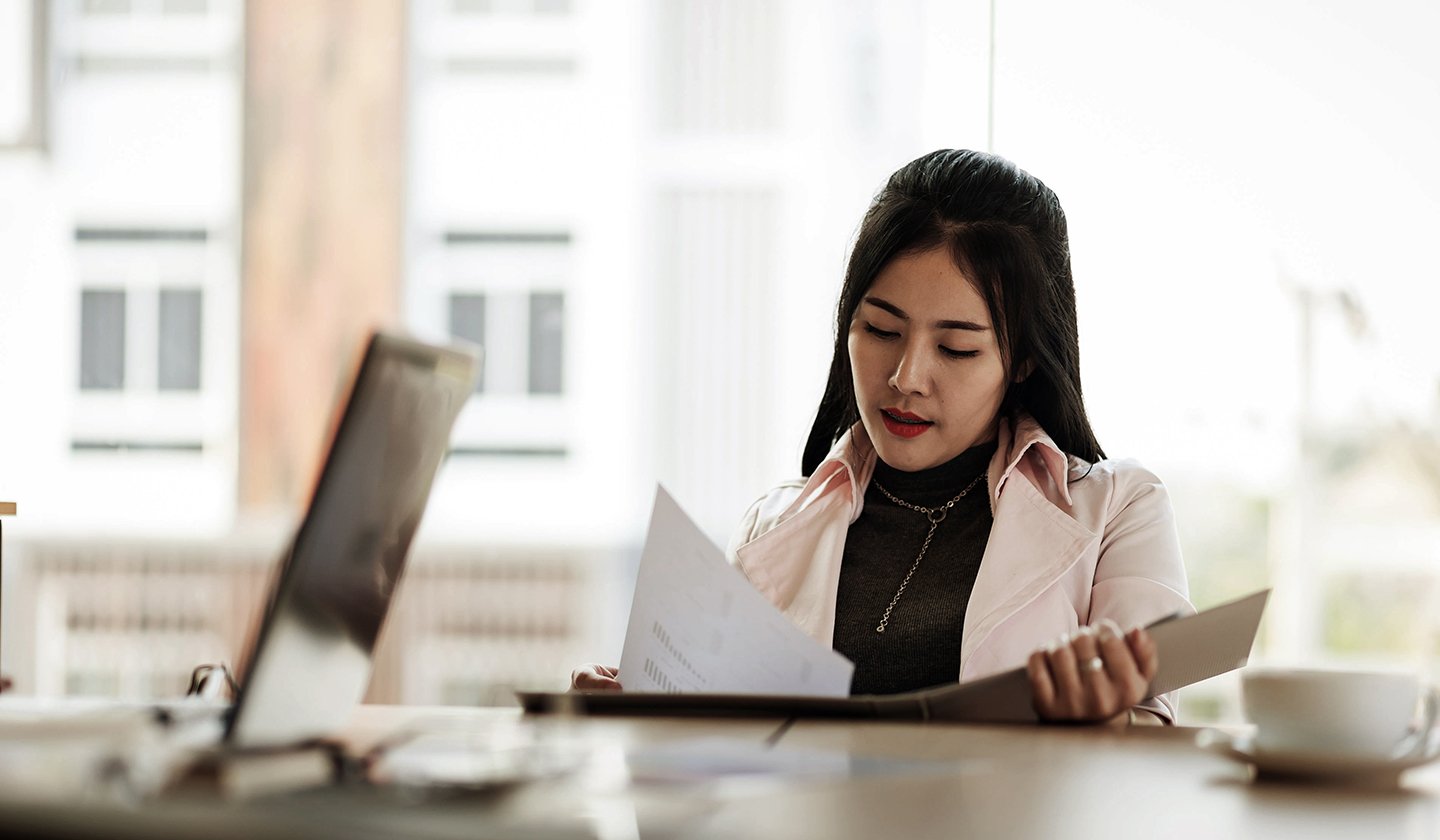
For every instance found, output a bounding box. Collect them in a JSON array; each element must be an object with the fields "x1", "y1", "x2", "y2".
[{"x1": 880, "y1": 408, "x2": 933, "y2": 439}]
